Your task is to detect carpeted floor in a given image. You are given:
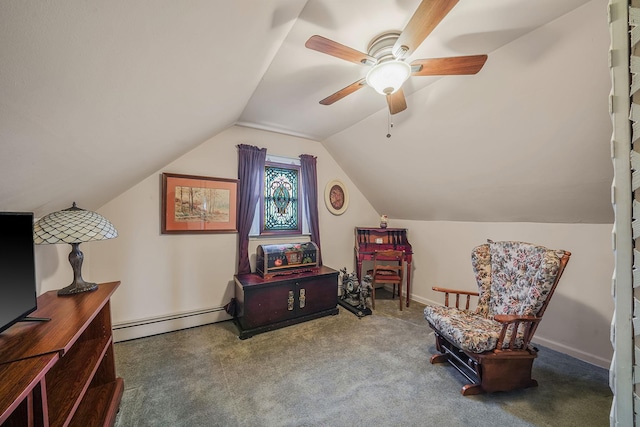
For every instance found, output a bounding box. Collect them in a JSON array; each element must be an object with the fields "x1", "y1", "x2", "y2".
[{"x1": 113, "y1": 290, "x2": 612, "y2": 426}]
